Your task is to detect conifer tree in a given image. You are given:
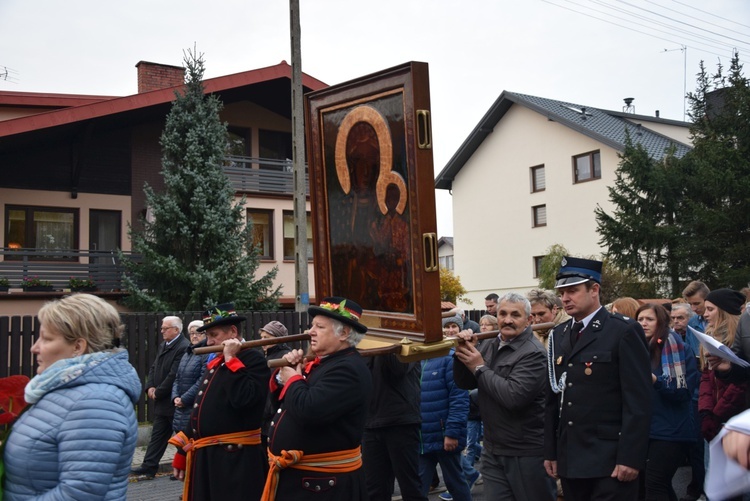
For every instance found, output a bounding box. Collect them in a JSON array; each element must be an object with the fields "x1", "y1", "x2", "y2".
[{"x1": 122, "y1": 49, "x2": 280, "y2": 311}]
